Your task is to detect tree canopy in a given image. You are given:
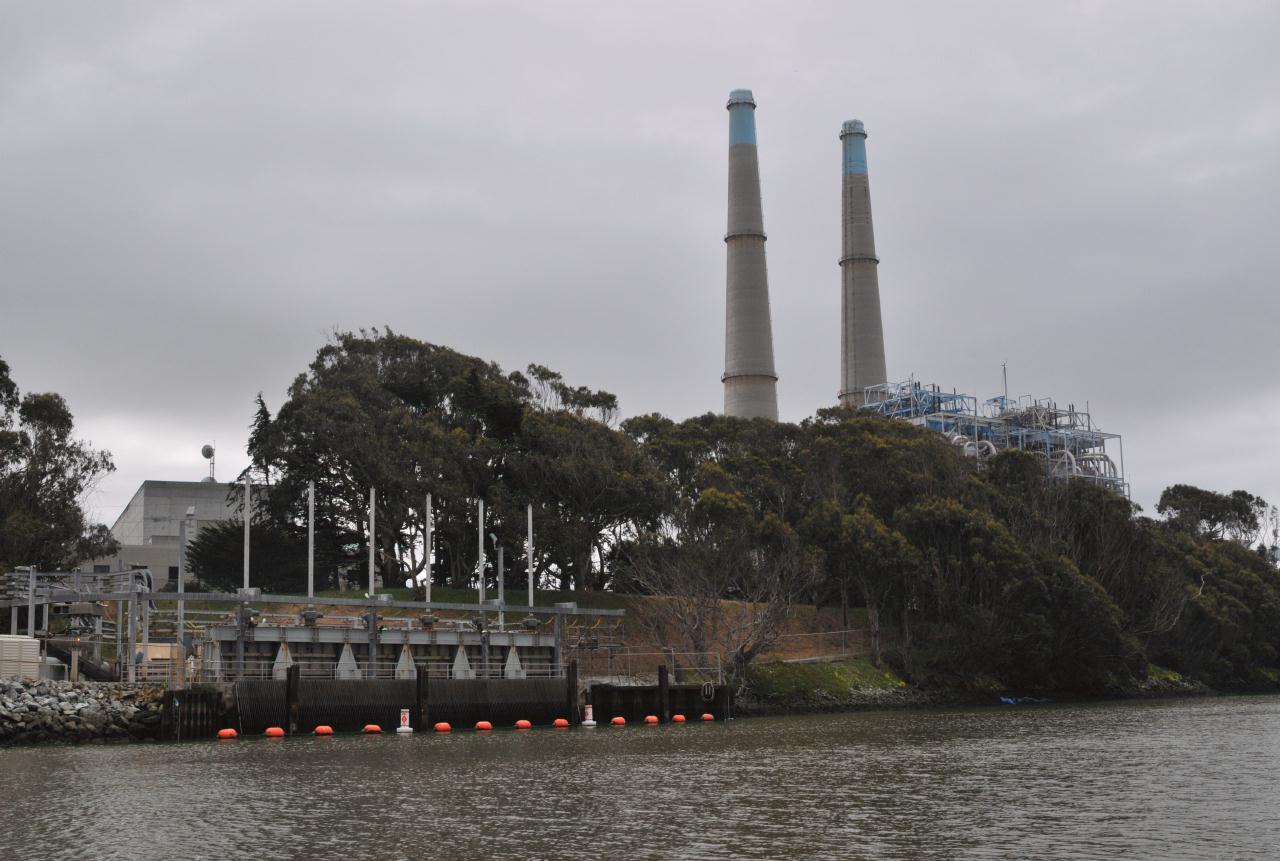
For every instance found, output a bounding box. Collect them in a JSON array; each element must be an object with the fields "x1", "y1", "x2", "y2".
[
  {"x1": 219, "y1": 328, "x2": 665, "y2": 596},
  {"x1": 0, "y1": 356, "x2": 118, "y2": 572},
  {"x1": 186, "y1": 331, "x2": 1280, "y2": 693}
]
